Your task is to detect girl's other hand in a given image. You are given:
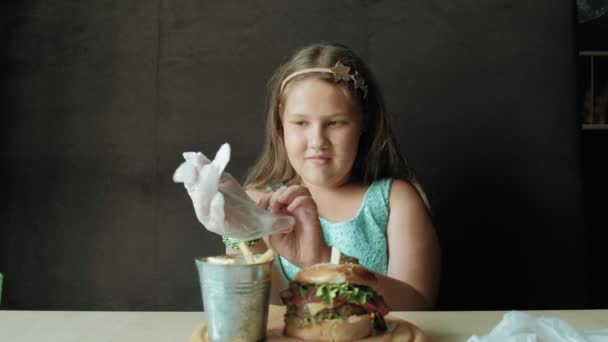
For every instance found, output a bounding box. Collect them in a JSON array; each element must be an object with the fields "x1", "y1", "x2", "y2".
[{"x1": 260, "y1": 185, "x2": 331, "y2": 267}]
